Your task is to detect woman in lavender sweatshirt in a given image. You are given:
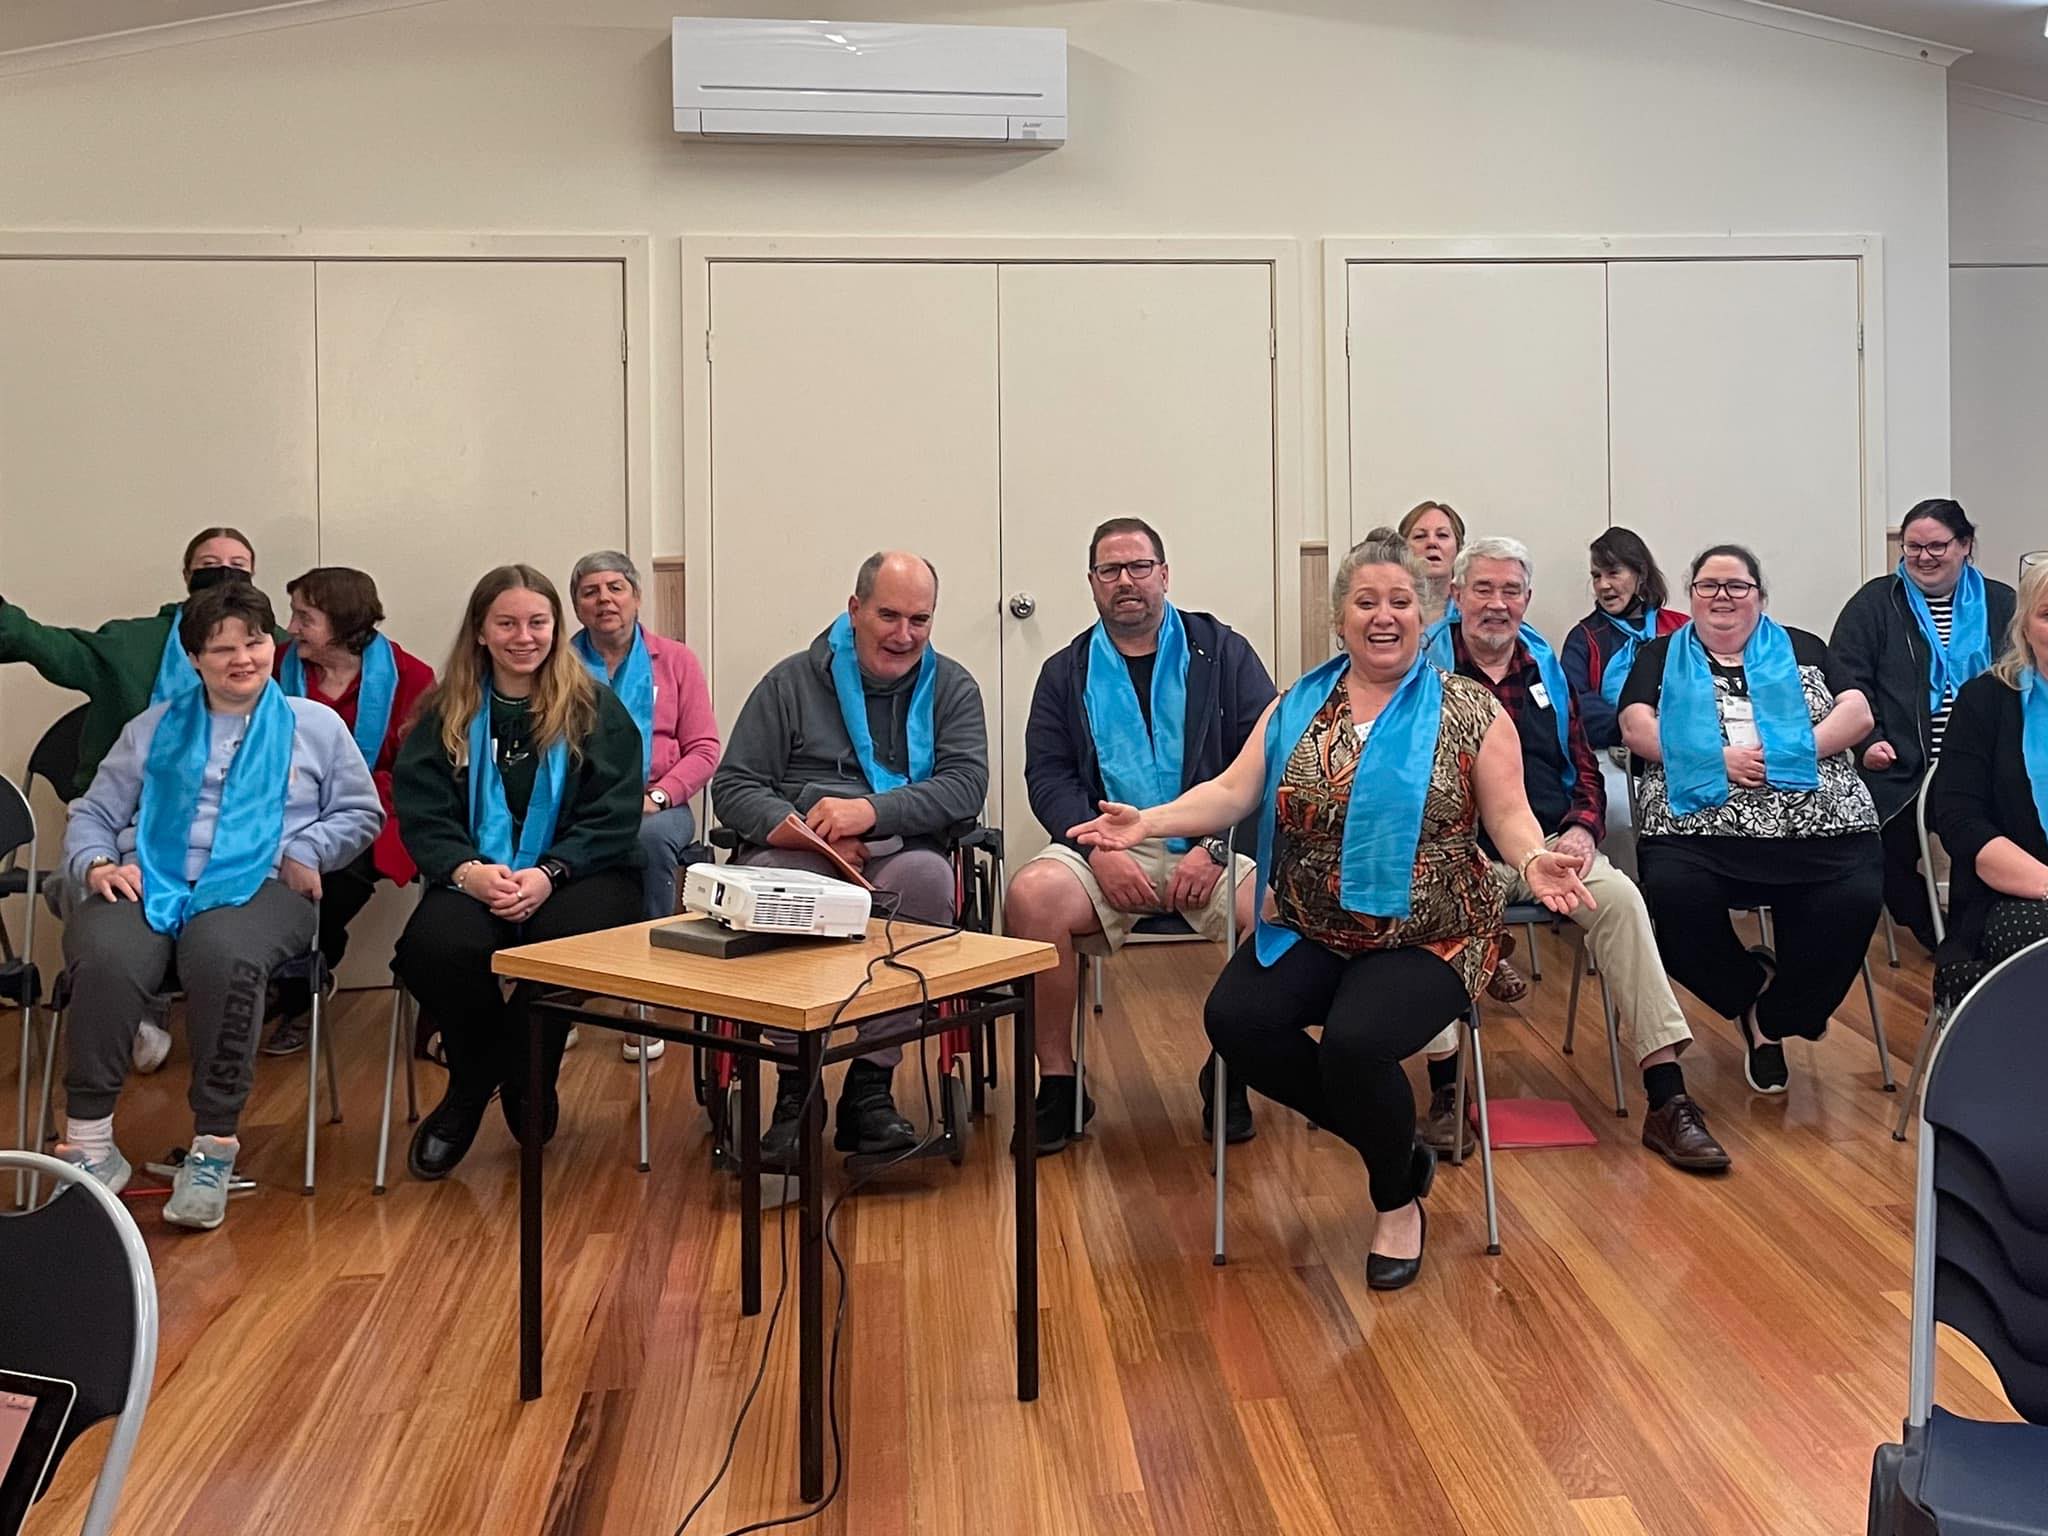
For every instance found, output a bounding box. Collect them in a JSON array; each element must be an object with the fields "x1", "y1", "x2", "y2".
[{"x1": 53, "y1": 582, "x2": 382, "y2": 1230}]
